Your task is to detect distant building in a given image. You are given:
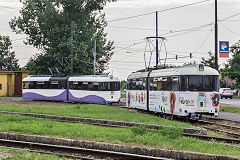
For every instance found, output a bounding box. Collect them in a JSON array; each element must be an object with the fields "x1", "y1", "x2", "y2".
[{"x1": 0, "y1": 71, "x2": 28, "y2": 97}]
